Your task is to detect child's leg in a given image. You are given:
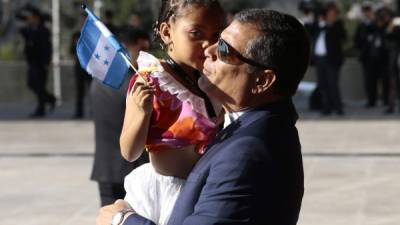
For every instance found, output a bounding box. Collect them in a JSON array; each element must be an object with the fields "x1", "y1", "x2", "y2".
[
  {"x1": 157, "y1": 175, "x2": 185, "y2": 225},
  {"x1": 124, "y1": 163, "x2": 185, "y2": 225},
  {"x1": 124, "y1": 163, "x2": 160, "y2": 224}
]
